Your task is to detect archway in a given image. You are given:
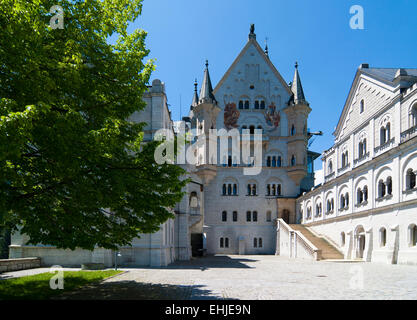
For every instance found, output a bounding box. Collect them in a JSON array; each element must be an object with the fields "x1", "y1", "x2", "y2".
[{"x1": 354, "y1": 225, "x2": 366, "y2": 259}]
